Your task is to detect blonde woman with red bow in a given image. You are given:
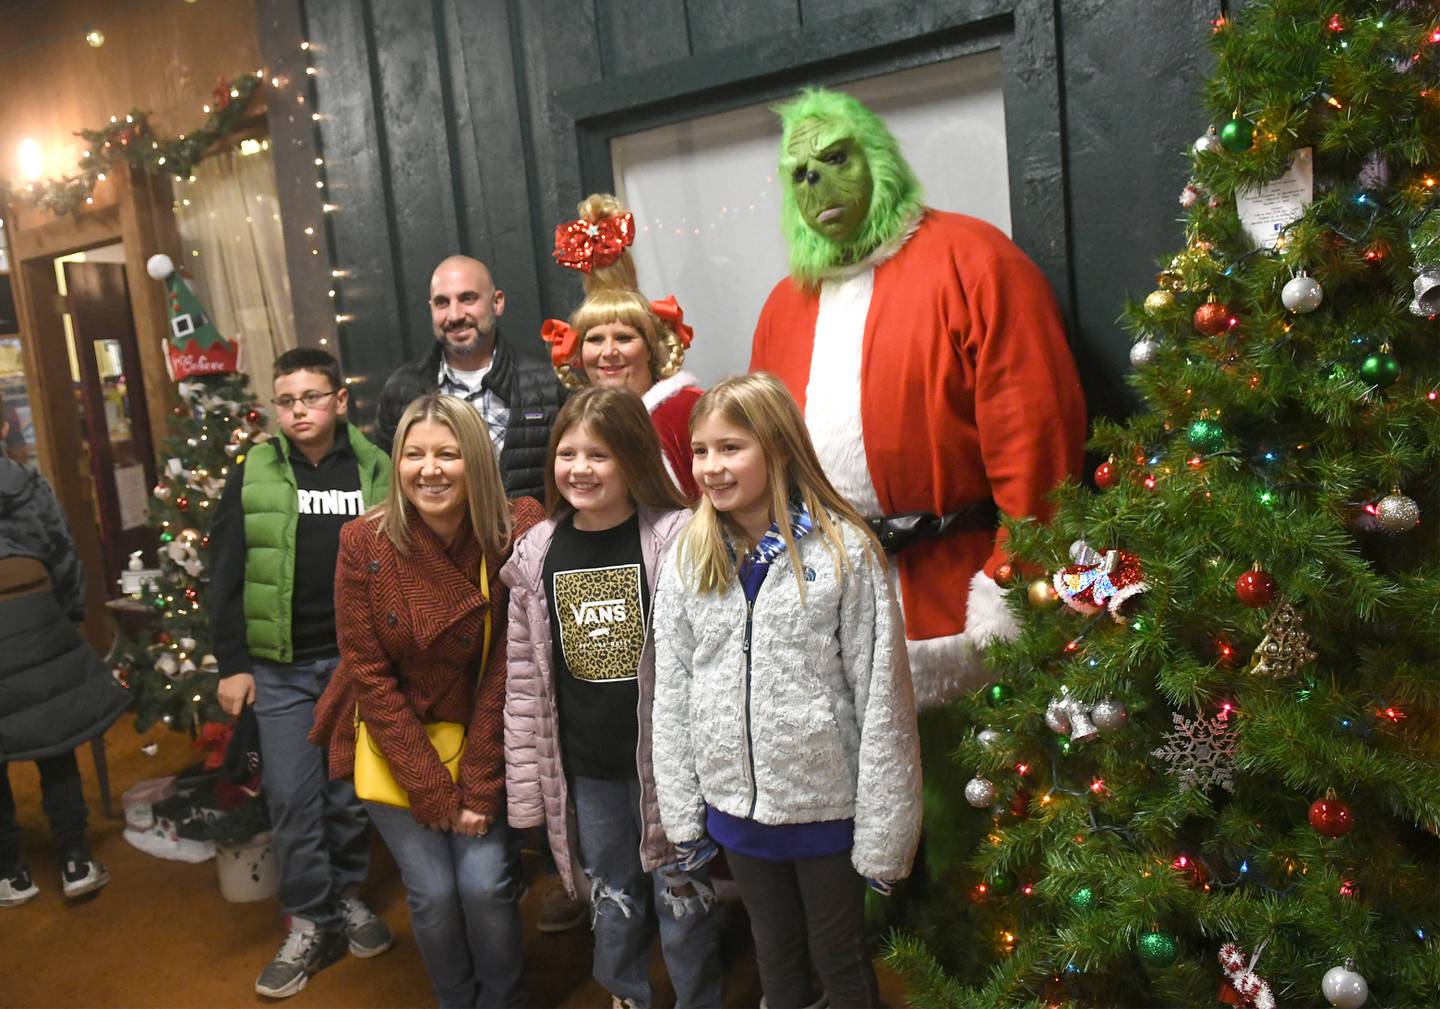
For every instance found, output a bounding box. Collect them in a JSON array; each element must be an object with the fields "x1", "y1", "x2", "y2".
[{"x1": 541, "y1": 194, "x2": 704, "y2": 501}]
